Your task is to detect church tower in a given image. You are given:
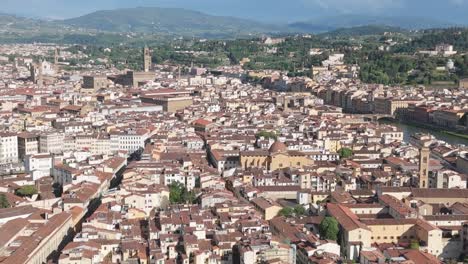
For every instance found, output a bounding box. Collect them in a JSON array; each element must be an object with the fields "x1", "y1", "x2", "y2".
[
  {"x1": 419, "y1": 147, "x2": 430, "y2": 188},
  {"x1": 30, "y1": 59, "x2": 44, "y2": 87},
  {"x1": 143, "y1": 46, "x2": 152, "y2": 72}
]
